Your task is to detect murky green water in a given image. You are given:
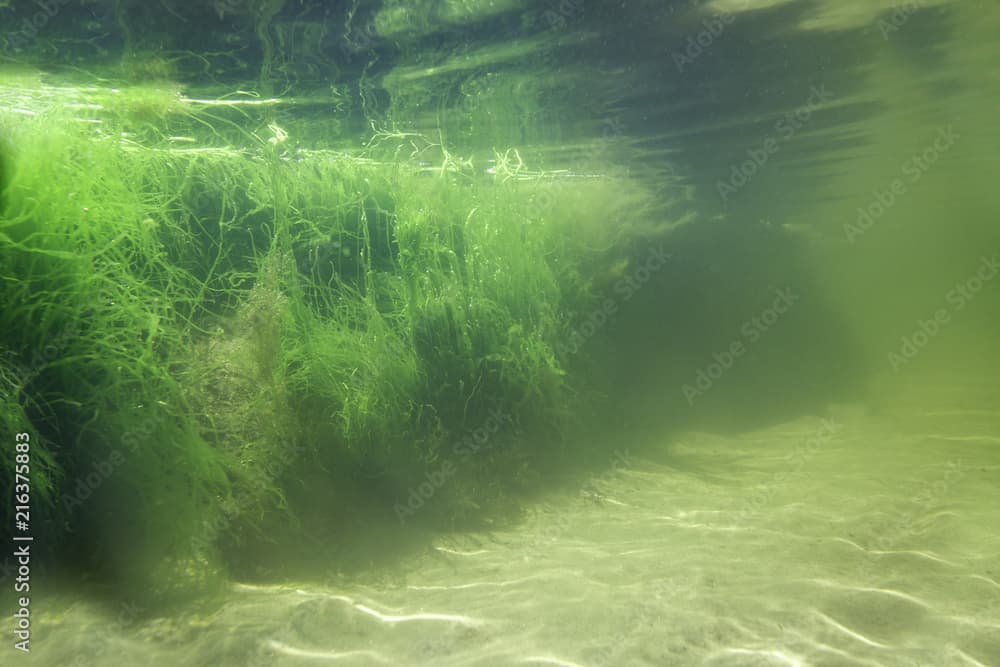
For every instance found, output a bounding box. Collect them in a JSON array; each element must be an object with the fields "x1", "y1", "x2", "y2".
[{"x1": 1, "y1": 0, "x2": 998, "y2": 665}]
